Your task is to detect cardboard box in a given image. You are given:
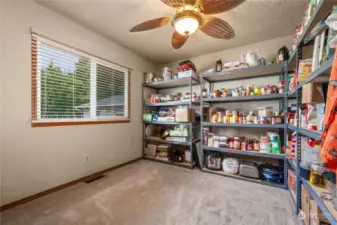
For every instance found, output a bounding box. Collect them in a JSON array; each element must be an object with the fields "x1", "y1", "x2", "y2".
[
  {"x1": 309, "y1": 199, "x2": 330, "y2": 225},
  {"x1": 302, "y1": 83, "x2": 325, "y2": 104},
  {"x1": 302, "y1": 185, "x2": 311, "y2": 225},
  {"x1": 144, "y1": 144, "x2": 157, "y2": 157},
  {"x1": 258, "y1": 107, "x2": 273, "y2": 117},
  {"x1": 177, "y1": 69, "x2": 197, "y2": 79},
  {"x1": 288, "y1": 169, "x2": 296, "y2": 193},
  {"x1": 175, "y1": 108, "x2": 195, "y2": 122}
]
